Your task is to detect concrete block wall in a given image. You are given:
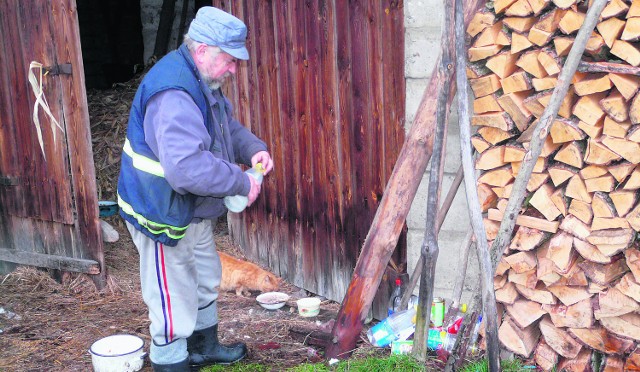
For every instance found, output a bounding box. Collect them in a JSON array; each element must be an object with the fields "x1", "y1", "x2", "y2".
[{"x1": 404, "y1": 0, "x2": 479, "y2": 303}]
